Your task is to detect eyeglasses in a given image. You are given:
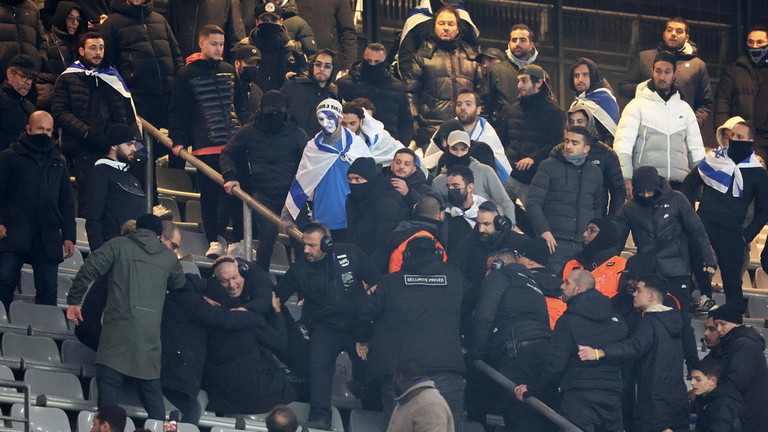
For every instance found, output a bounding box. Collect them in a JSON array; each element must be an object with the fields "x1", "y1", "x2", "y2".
[
  {"x1": 10, "y1": 70, "x2": 35, "y2": 82},
  {"x1": 162, "y1": 235, "x2": 179, "y2": 251},
  {"x1": 66, "y1": 15, "x2": 82, "y2": 23},
  {"x1": 585, "y1": 227, "x2": 600, "y2": 234},
  {"x1": 313, "y1": 62, "x2": 333, "y2": 70}
]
